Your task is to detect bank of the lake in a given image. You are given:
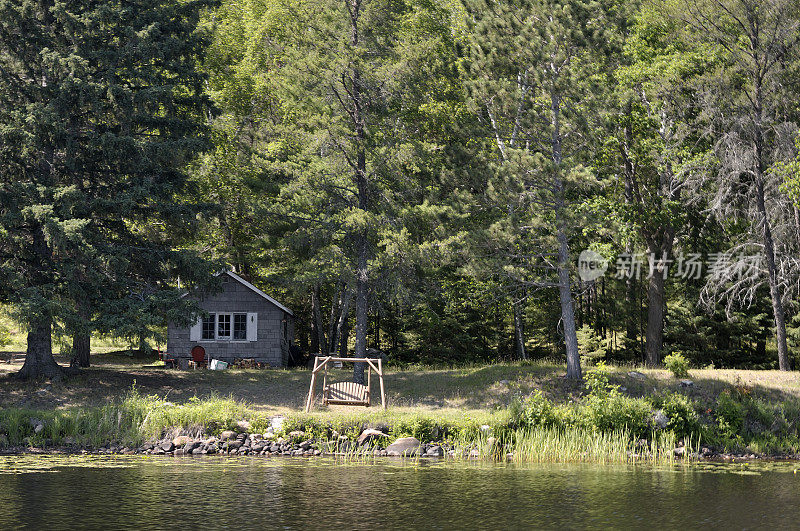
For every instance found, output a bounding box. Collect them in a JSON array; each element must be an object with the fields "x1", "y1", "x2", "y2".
[{"x1": 2, "y1": 359, "x2": 800, "y2": 462}]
